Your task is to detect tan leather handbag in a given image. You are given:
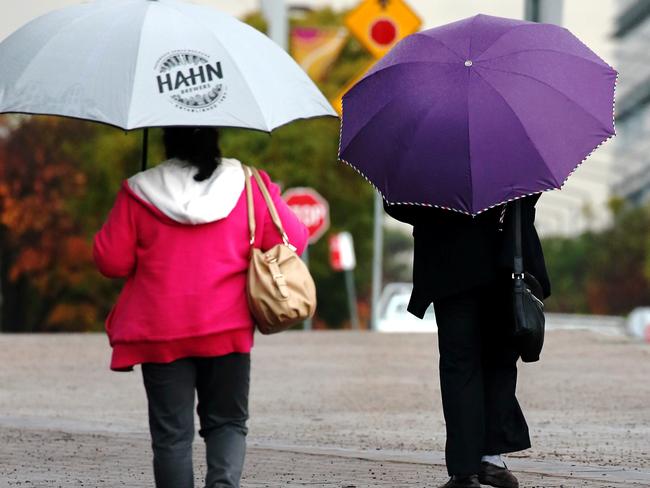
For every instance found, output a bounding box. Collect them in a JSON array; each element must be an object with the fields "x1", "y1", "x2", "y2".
[{"x1": 244, "y1": 166, "x2": 317, "y2": 334}]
